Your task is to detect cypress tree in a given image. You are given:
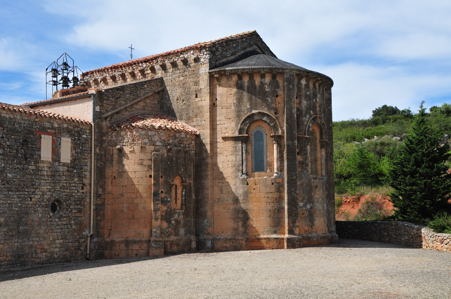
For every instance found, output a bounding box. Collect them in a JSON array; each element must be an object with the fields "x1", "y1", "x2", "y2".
[{"x1": 390, "y1": 105, "x2": 450, "y2": 224}]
